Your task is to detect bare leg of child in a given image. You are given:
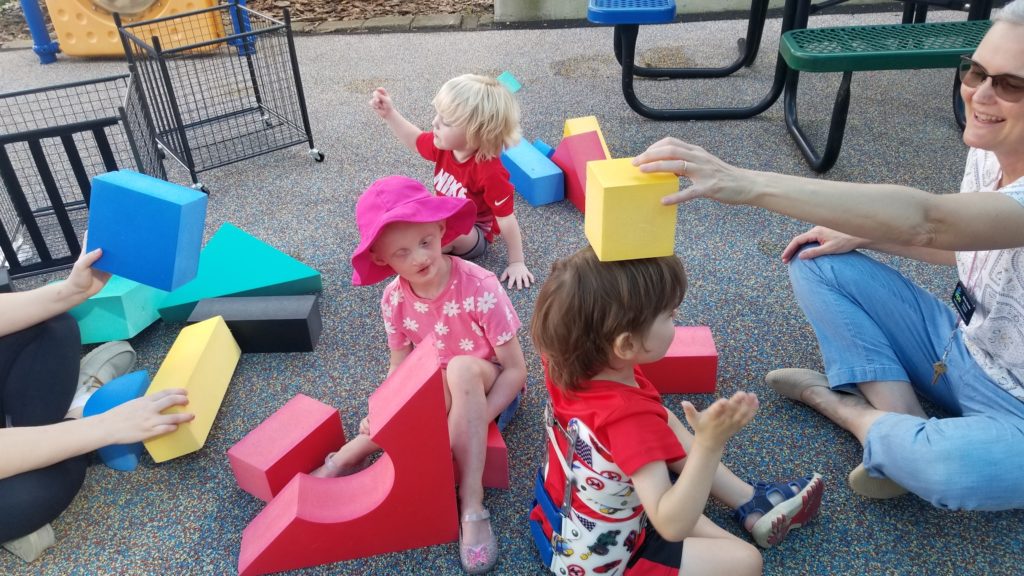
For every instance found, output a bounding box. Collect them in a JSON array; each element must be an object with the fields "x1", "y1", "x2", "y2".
[
  {"x1": 309, "y1": 433, "x2": 377, "y2": 478},
  {"x1": 679, "y1": 516, "x2": 762, "y2": 576},
  {"x1": 444, "y1": 357, "x2": 499, "y2": 551}
]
